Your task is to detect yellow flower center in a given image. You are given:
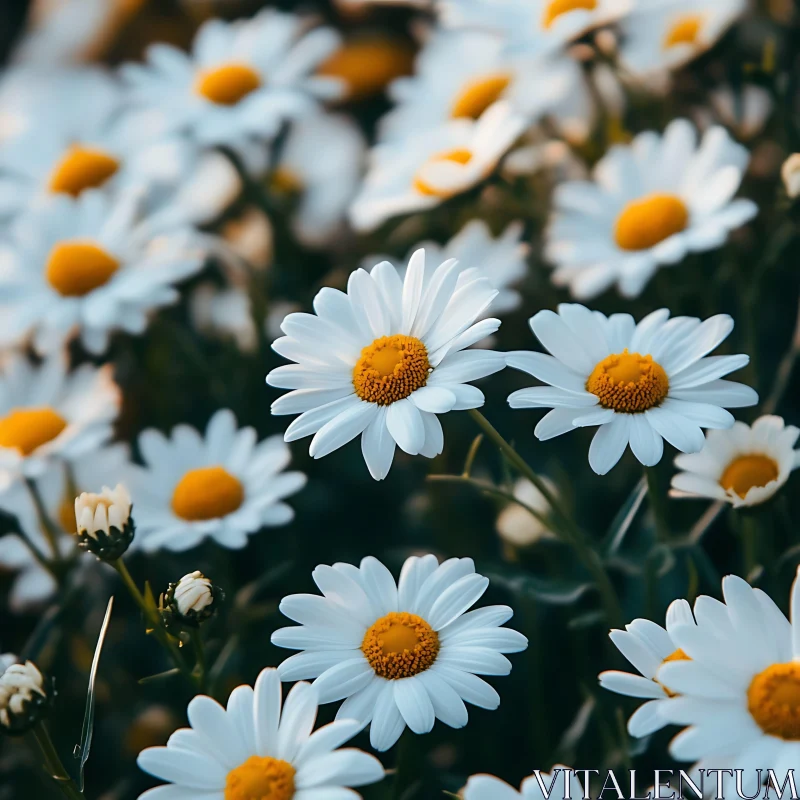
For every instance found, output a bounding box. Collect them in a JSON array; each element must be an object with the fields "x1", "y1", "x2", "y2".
[
  {"x1": 362, "y1": 611, "x2": 440, "y2": 679},
  {"x1": 317, "y1": 38, "x2": 414, "y2": 102},
  {"x1": 657, "y1": 648, "x2": 691, "y2": 697},
  {"x1": 0, "y1": 407, "x2": 67, "y2": 455},
  {"x1": 48, "y1": 145, "x2": 120, "y2": 197},
  {"x1": 413, "y1": 148, "x2": 473, "y2": 197},
  {"x1": 196, "y1": 63, "x2": 262, "y2": 106},
  {"x1": 46, "y1": 241, "x2": 120, "y2": 297},
  {"x1": 270, "y1": 167, "x2": 304, "y2": 195},
  {"x1": 614, "y1": 193, "x2": 689, "y2": 251},
  {"x1": 664, "y1": 14, "x2": 704, "y2": 50},
  {"x1": 451, "y1": 74, "x2": 512, "y2": 120},
  {"x1": 225, "y1": 755, "x2": 296, "y2": 800},
  {"x1": 171, "y1": 465, "x2": 244, "y2": 521},
  {"x1": 542, "y1": 0, "x2": 597, "y2": 29},
  {"x1": 352, "y1": 335, "x2": 430, "y2": 405},
  {"x1": 720, "y1": 454, "x2": 780, "y2": 499},
  {"x1": 748, "y1": 662, "x2": 800, "y2": 740},
  {"x1": 586, "y1": 350, "x2": 670, "y2": 413}
]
